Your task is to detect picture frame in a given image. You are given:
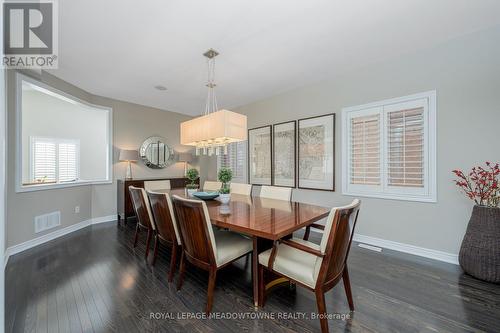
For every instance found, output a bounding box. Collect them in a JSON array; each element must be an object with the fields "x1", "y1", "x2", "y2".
[
  {"x1": 298, "y1": 114, "x2": 335, "y2": 191},
  {"x1": 272, "y1": 121, "x2": 296, "y2": 187},
  {"x1": 248, "y1": 125, "x2": 272, "y2": 185}
]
